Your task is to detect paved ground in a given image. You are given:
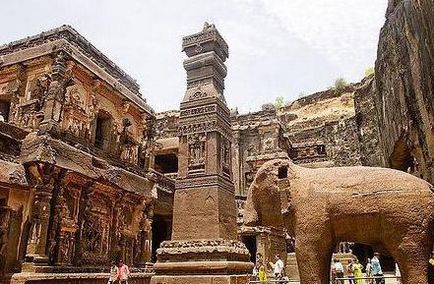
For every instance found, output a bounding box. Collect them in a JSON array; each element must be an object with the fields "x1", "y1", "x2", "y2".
[{"x1": 259, "y1": 273, "x2": 401, "y2": 284}]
